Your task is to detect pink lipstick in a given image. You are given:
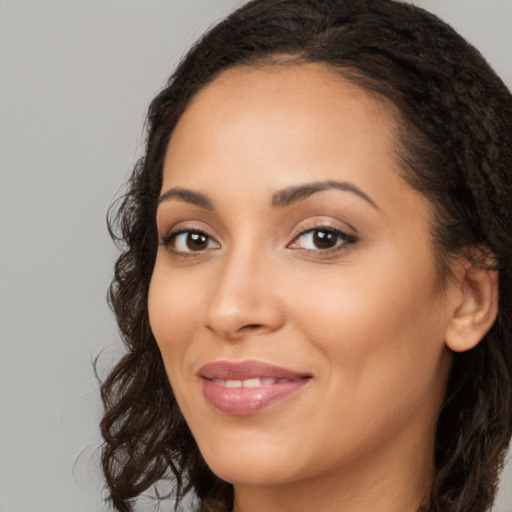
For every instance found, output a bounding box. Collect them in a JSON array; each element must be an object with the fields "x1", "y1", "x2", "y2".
[{"x1": 198, "y1": 361, "x2": 311, "y2": 415}]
